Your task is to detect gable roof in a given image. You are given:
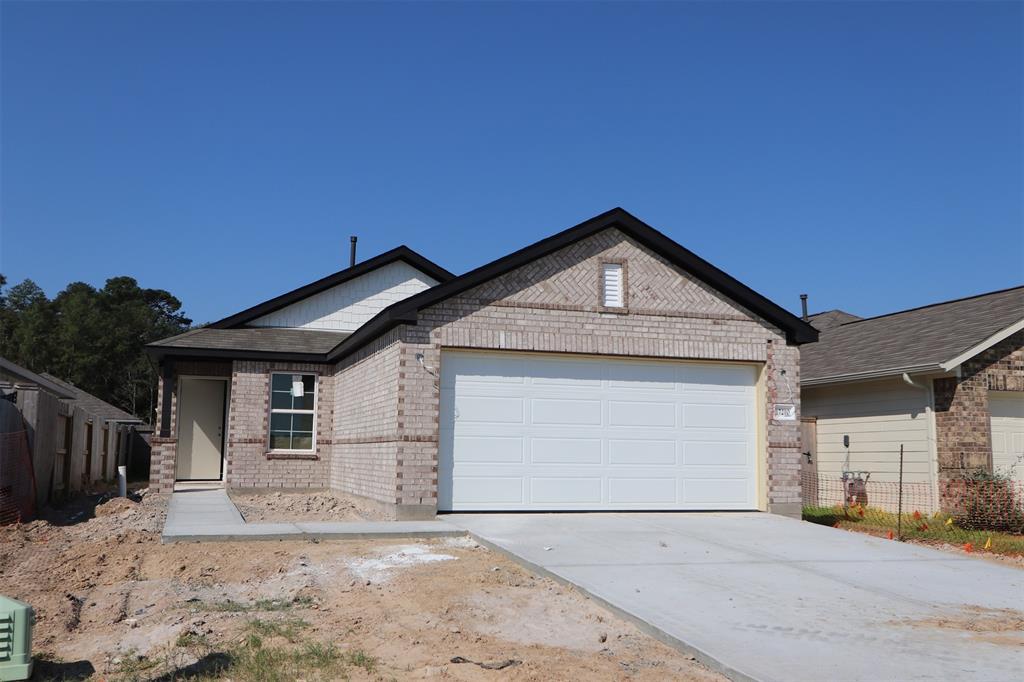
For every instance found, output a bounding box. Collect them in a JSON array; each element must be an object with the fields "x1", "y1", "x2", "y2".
[
  {"x1": 324, "y1": 207, "x2": 818, "y2": 361},
  {"x1": 149, "y1": 208, "x2": 818, "y2": 362},
  {"x1": 0, "y1": 356, "x2": 76, "y2": 399},
  {"x1": 39, "y1": 373, "x2": 141, "y2": 422},
  {"x1": 807, "y1": 309, "x2": 862, "y2": 331},
  {"x1": 211, "y1": 246, "x2": 454, "y2": 329},
  {"x1": 802, "y1": 286, "x2": 1024, "y2": 385}
]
